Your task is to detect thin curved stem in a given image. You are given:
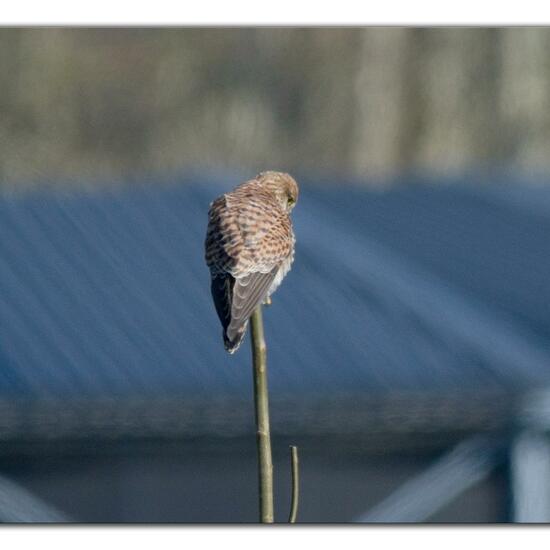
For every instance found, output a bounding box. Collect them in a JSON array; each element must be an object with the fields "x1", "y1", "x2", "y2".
[{"x1": 288, "y1": 445, "x2": 299, "y2": 523}]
